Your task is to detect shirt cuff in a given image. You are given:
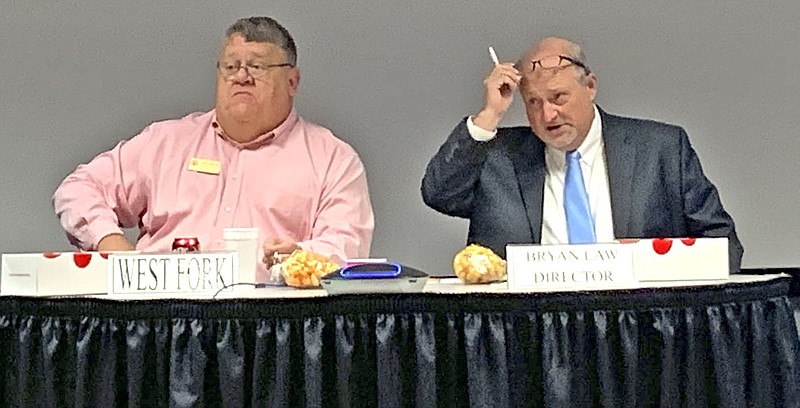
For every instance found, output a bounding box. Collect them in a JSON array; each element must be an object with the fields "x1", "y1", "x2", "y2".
[
  {"x1": 466, "y1": 116, "x2": 498, "y2": 141},
  {"x1": 85, "y1": 221, "x2": 126, "y2": 251}
]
